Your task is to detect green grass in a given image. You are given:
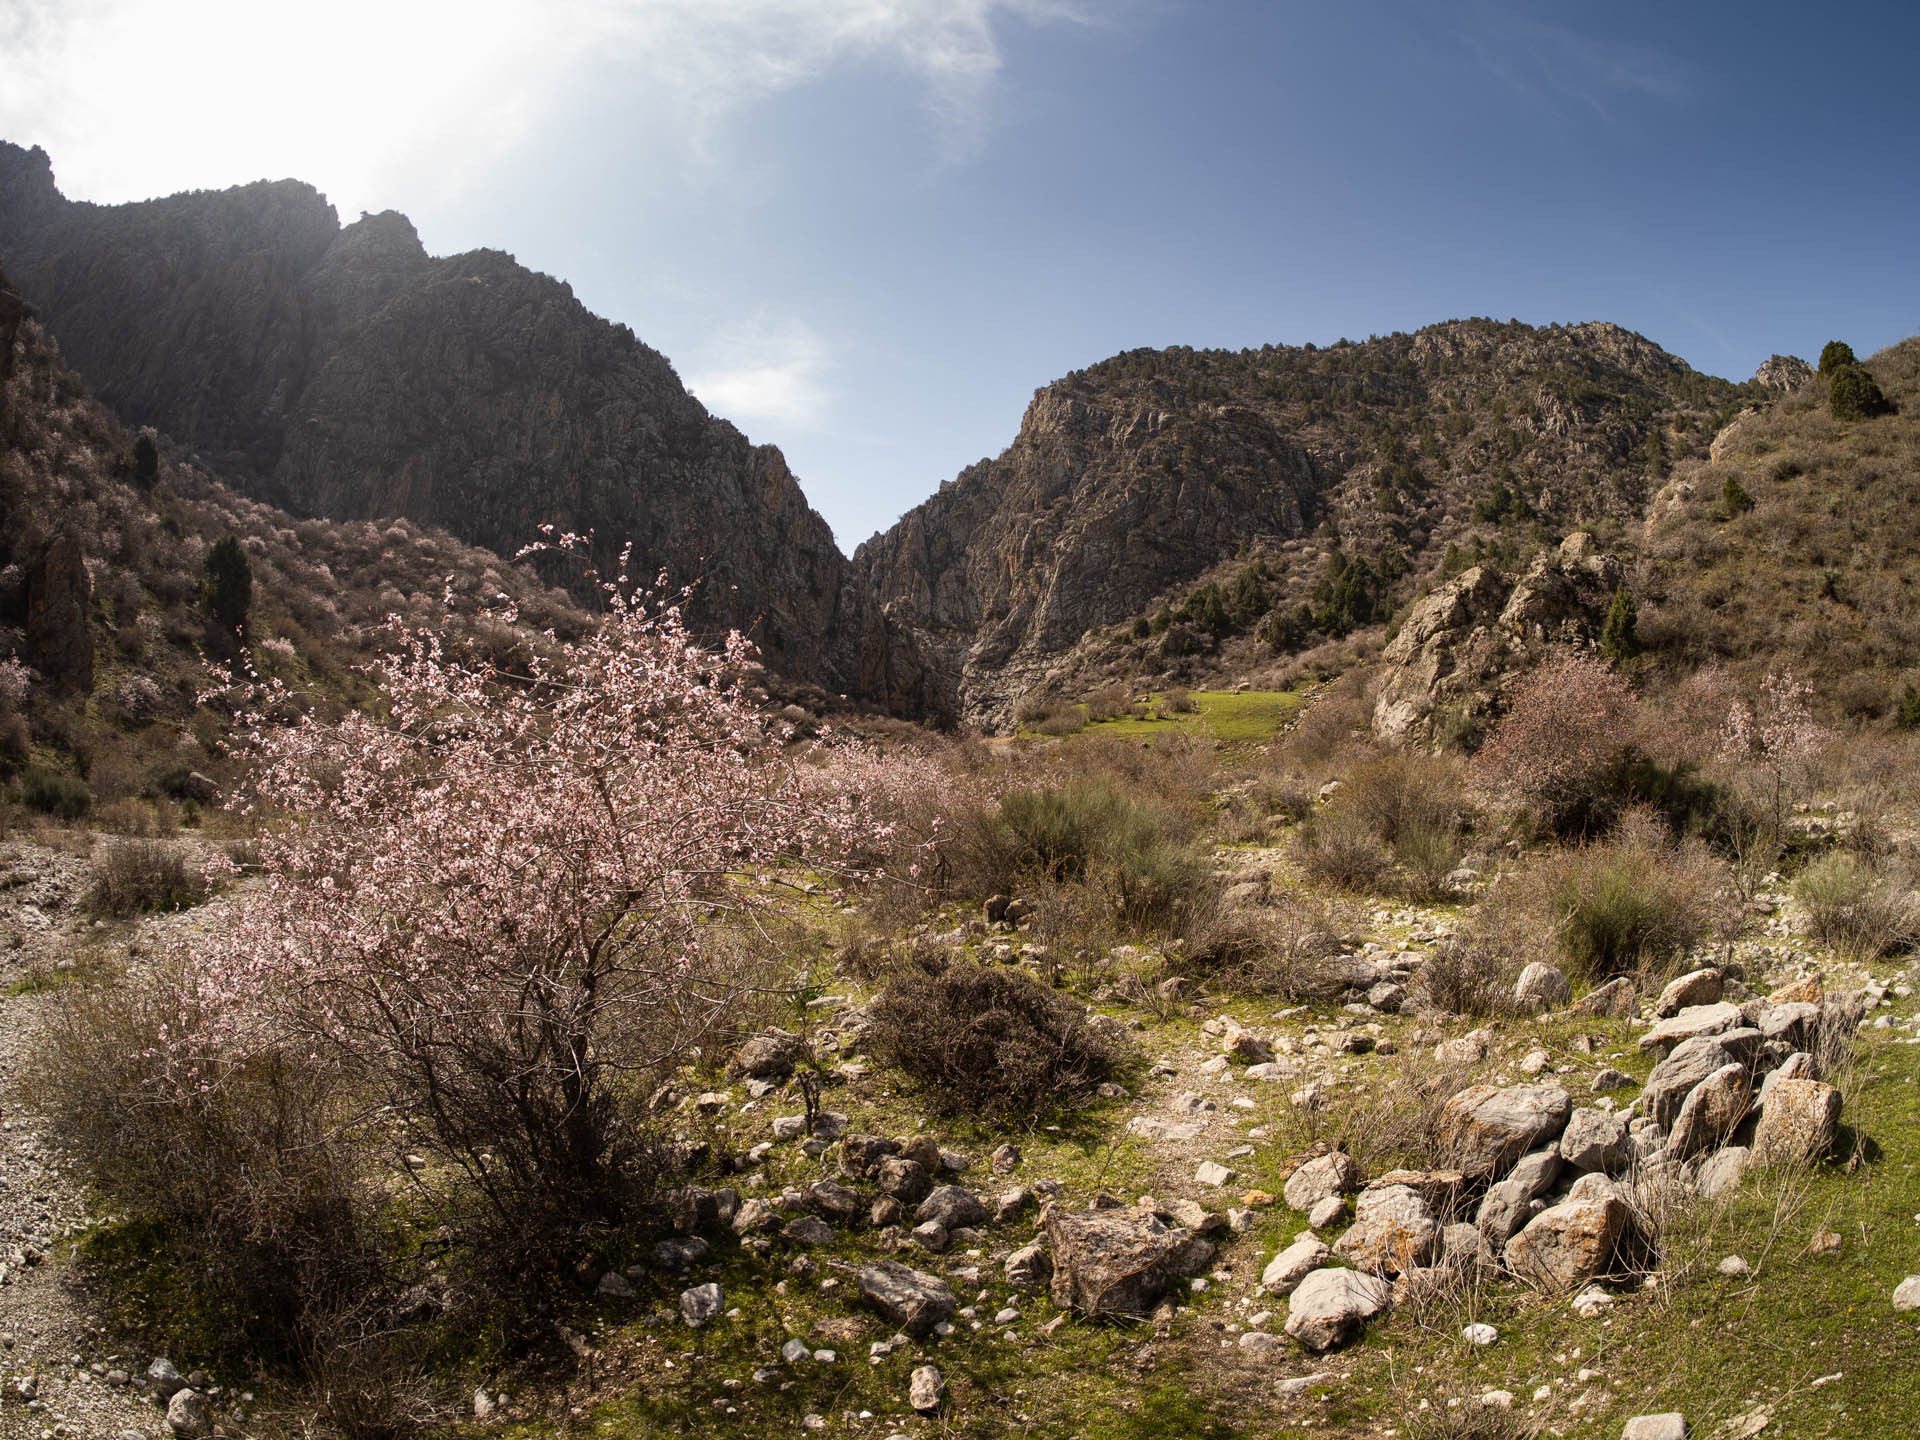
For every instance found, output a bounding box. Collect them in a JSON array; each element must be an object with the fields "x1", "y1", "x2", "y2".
[{"x1": 1084, "y1": 689, "x2": 1304, "y2": 745}]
